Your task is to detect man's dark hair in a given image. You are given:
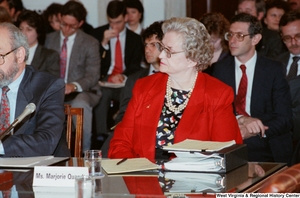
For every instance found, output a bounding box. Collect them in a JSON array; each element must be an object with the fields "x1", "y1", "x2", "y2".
[
  {"x1": 44, "y1": 3, "x2": 62, "y2": 19},
  {"x1": 60, "y1": 1, "x2": 87, "y2": 22},
  {"x1": 238, "y1": 0, "x2": 266, "y2": 14},
  {"x1": 5, "y1": 0, "x2": 24, "y2": 12},
  {"x1": 123, "y1": 0, "x2": 144, "y2": 23},
  {"x1": 107, "y1": 0, "x2": 126, "y2": 19},
  {"x1": 279, "y1": 10, "x2": 300, "y2": 31},
  {"x1": 231, "y1": 12, "x2": 262, "y2": 37},
  {"x1": 16, "y1": 9, "x2": 47, "y2": 45},
  {"x1": 142, "y1": 21, "x2": 164, "y2": 42}
]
